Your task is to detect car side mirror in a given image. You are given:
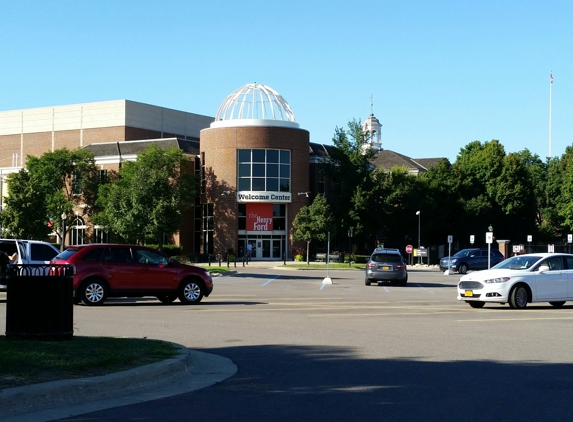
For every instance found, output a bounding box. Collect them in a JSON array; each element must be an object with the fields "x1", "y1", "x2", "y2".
[{"x1": 538, "y1": 265, "x2": 550, "y2": 273}]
